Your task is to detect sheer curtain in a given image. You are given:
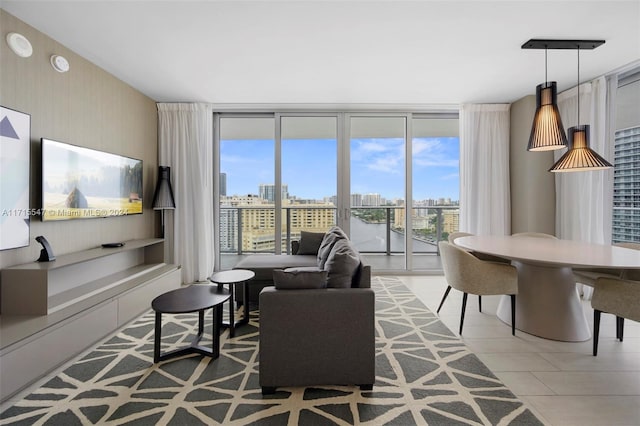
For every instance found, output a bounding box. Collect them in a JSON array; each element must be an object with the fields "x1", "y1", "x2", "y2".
[
  {"x1": 555, "y1": 76, "x2": 617, "y2": 298},
  {"x1": 157, "y1": 103, "x2": 214, "y2": 283},
  {"x1": 460, "y1": 104, "x2": 511, "y2": 235},
  {"x1": 555, "y1": 76, "x2": 615, "y2": 243}
]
